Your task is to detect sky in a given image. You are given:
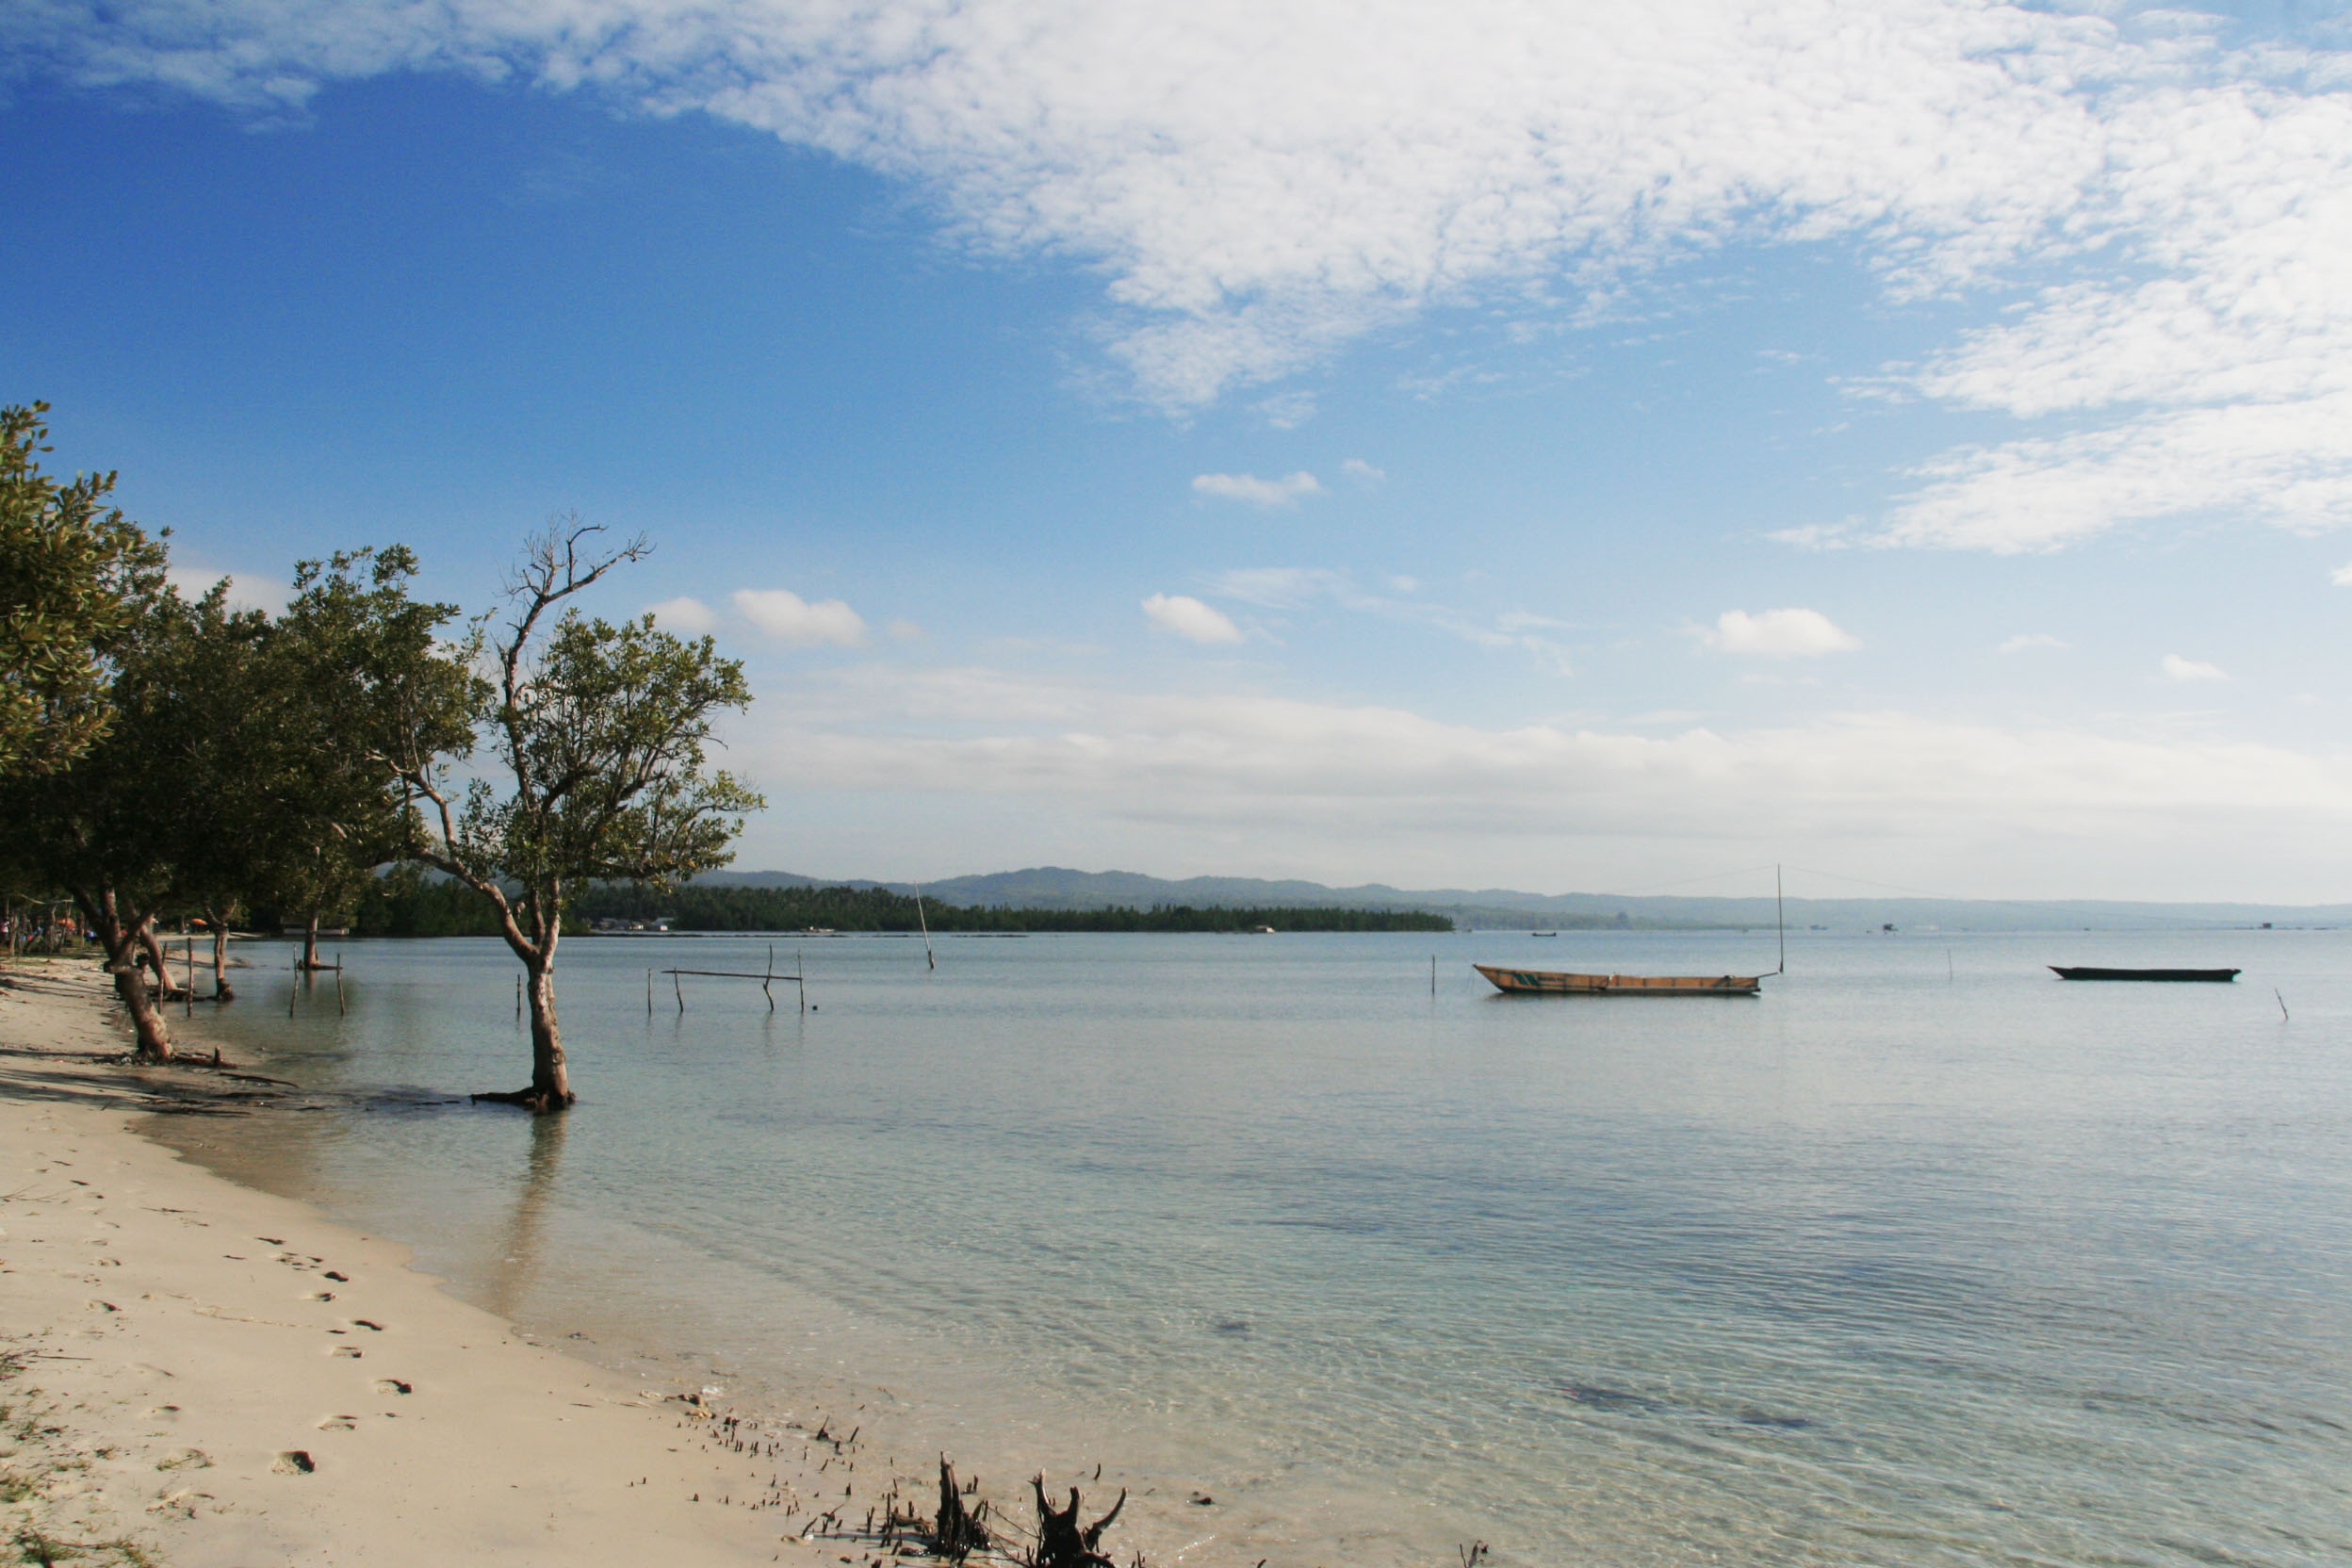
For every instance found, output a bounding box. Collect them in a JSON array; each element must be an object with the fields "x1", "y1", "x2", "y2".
[{"x1": 6, "y1": 0, "x2": 2352, "y2": 901}]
